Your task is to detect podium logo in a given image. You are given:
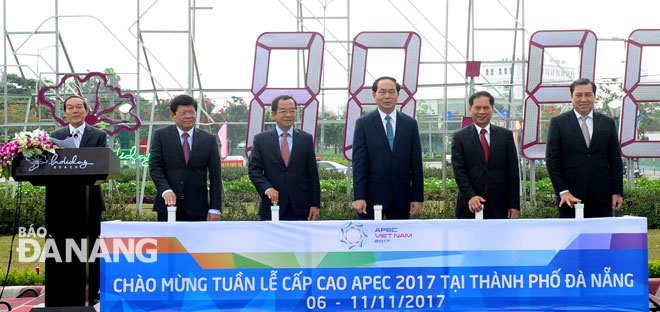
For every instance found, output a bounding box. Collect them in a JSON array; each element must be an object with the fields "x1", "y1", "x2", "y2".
[
  {"x1": 25, "y1": 154, "x2": 95, "y2": 172},
  {"x1": 17, "y1": 227, "x2": 157, "y2": 263}
]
